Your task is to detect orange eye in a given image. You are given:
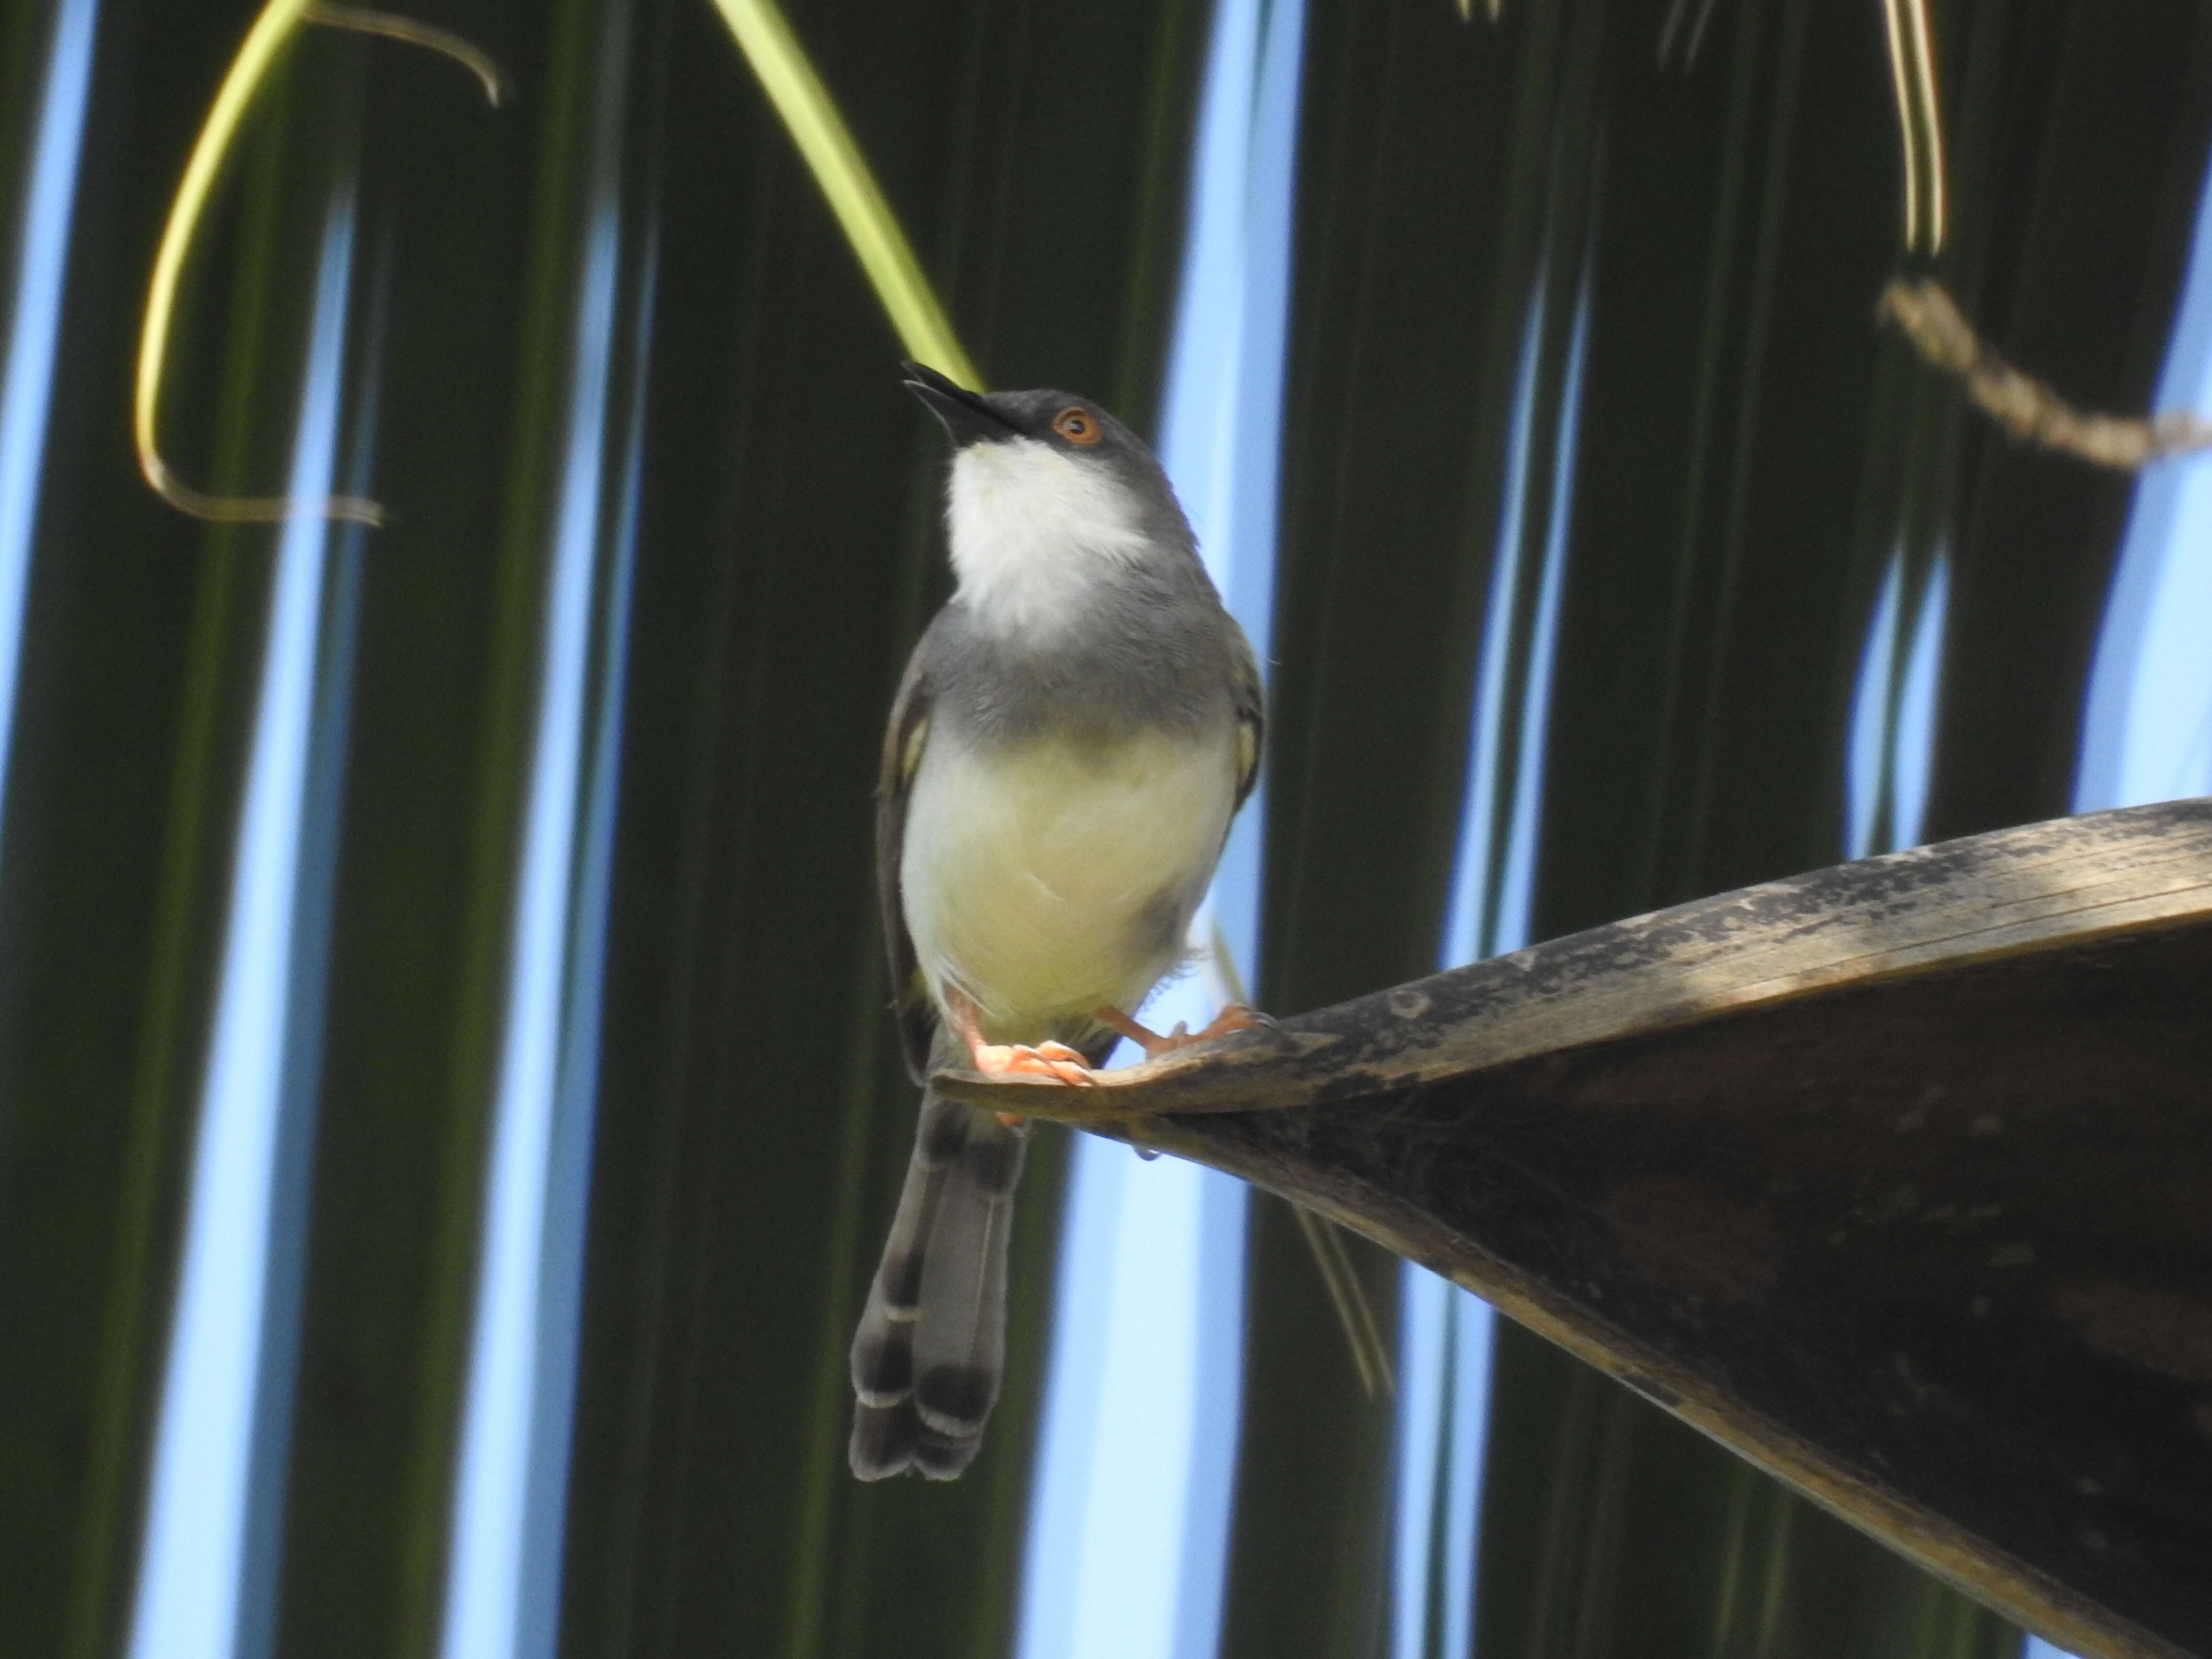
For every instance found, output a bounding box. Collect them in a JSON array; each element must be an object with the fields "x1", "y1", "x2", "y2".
[{"x1": 1053, "y1": 407, "x2": 1101, "y2": 445}]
